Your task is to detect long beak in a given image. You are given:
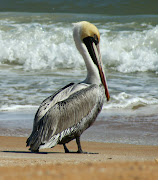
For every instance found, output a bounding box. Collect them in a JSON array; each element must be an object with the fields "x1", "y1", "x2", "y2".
[
  {"x1": 83, "y1": 37, "x2": 110, "y2": 101},
  {"x1": 93, "y1": 43, "x2": 110, "y2": 101}
]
